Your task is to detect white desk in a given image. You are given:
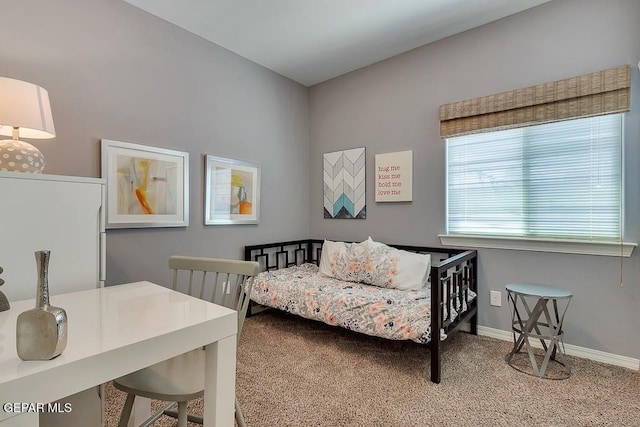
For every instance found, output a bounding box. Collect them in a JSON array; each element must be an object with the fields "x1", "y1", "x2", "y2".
[{"x1": 0, "y1": 281, "x2": 238, "y2": 427}]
